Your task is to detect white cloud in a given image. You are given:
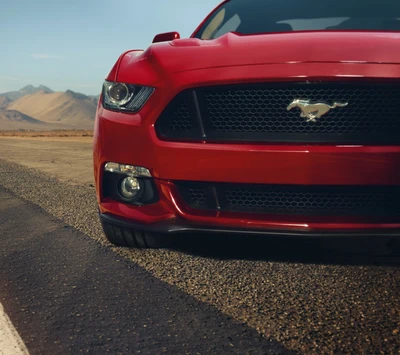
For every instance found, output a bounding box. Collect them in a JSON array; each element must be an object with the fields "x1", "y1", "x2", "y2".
[{"x1": 31, "y1": 54, "x2": 63, "y2": 60}]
